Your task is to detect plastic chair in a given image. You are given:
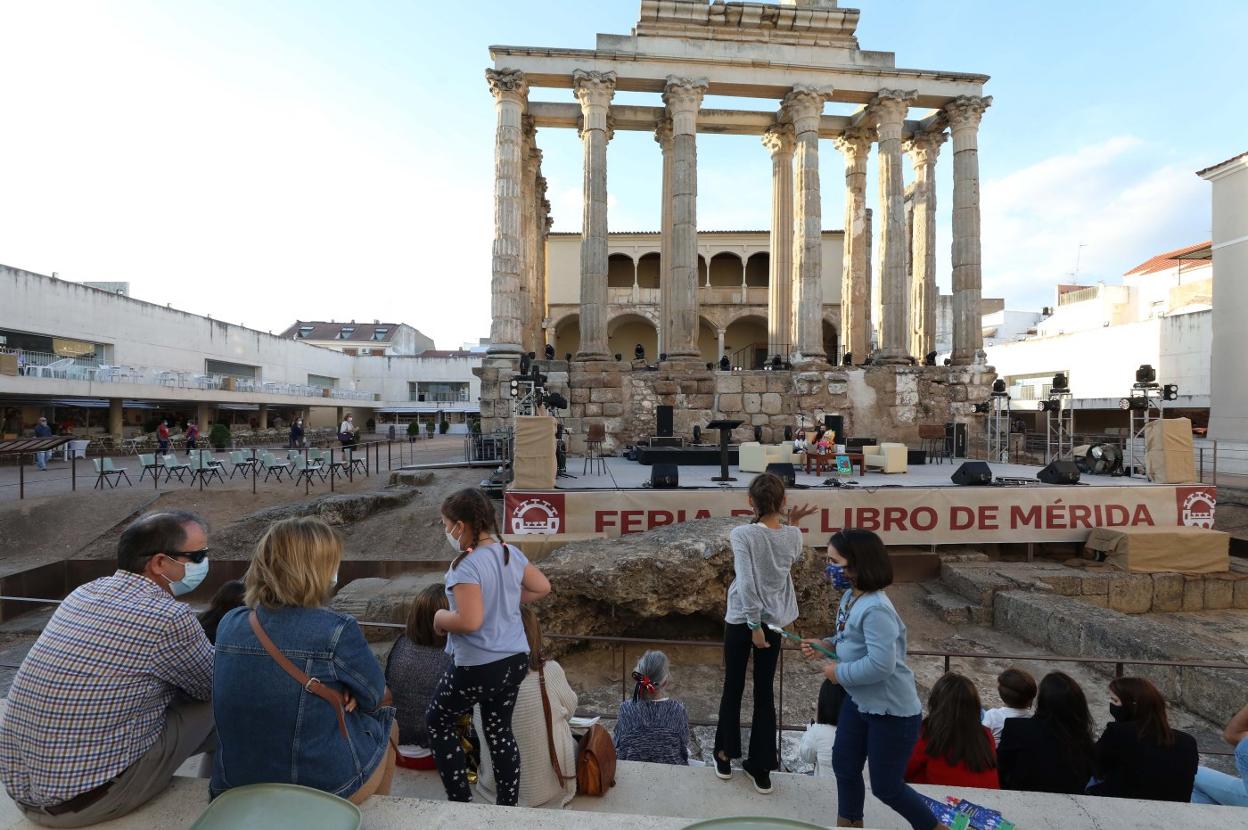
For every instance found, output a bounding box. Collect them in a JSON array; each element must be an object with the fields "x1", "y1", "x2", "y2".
[
  {"x1": 228, "y1": 451, "x2": 257, "y2": 479},
  {"x1": 261, "y1": 453, "x2": 288, "y2": 482},
  {"x1": 290, "y1": 455, "x2": 325, "y2": 486},
  {"x1": 188, "y1": 453, "x2": 224, "y2": 486},
  {"x1": 137, "y1": 453, "x2": 162, "y2": 482},
  {"x1": 93, "y1": 458, "x2": 132, "y2": 489},
  {"x1": 161, "y1": 454, "x2": 190, "y2": 482},
  {"x1": 189, "y1": 783, "x2": 360, "y2": 830}
]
